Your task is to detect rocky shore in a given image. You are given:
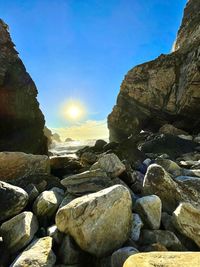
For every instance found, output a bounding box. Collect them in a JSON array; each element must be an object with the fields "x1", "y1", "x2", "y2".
[
  {"x1": 0, "y1": 0, "x2": 200, "y2": 266},
  {"x1": 1, "y1": 130, "x2": 200, "y2": 266}
]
